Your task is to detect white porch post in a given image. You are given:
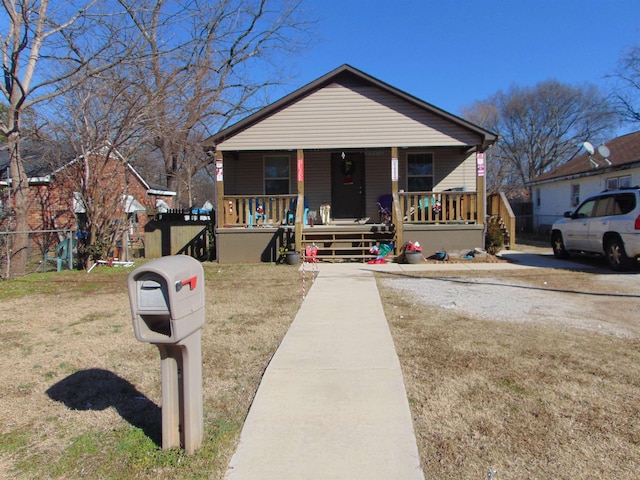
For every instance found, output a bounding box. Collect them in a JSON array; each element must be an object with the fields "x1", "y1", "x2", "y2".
[
  {"x1": 391, "y1": 147, "x2": 403, "y2": 253},
  {"x1": 216, "y1": 150, "x2": 225, "y2": 229}
]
